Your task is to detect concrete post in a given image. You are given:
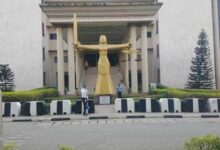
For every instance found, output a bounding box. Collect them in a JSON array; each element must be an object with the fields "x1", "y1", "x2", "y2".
[
  {"x1": 125, "y1": 53, "x2": 129, "y2": 91},
  {"x1": 75, "y1": 52, "x2": 80, "y2": 90},
  {"x1": 130, "y1": 25, "x2": 138, "y2": 93},
  {"x1": 56, "y1": 27, "x2": 65, "y2": 95},
  {"x1": 212, "y1": 0, "x2": 220, "y2": 89},
  {"x1": 141, "y1": 25, "x2": 149, "y2": 93},
  {"x1": 67, "y1": 28, "x2": 75, "y2": 95}
]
